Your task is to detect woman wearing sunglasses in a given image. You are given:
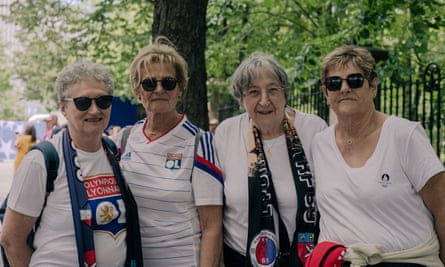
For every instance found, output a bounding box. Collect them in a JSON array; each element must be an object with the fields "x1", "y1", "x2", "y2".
[
  {"x1": 116, "y1": 36, "x2": 223, "y2": 267},
  {"x1": 214, "y1": 52, "x2": 327, "y2": 267},
  {"x1": 0, "y1": 60, "x2": 143, "y2": 266},
  {"x1": 307, "y1": 45, "x2": 445, "y2": 266}
]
